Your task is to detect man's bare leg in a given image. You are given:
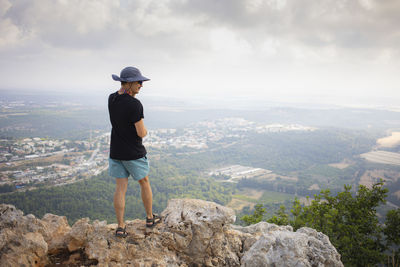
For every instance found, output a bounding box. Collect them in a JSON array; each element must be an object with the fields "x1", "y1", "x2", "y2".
[
  {"x1": 138, "y1": 176, "x2": 153, "y2": 219},
  {"x1": 114, "y1": 177, "x2": 128, "y2": 228}
]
